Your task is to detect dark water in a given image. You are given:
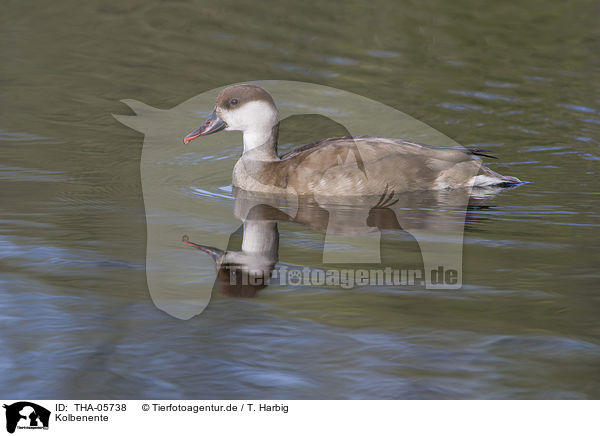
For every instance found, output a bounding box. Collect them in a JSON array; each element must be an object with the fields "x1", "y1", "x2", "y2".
[{"x1": 1, "y1": 0, "x2": 599, "y2": 399}]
